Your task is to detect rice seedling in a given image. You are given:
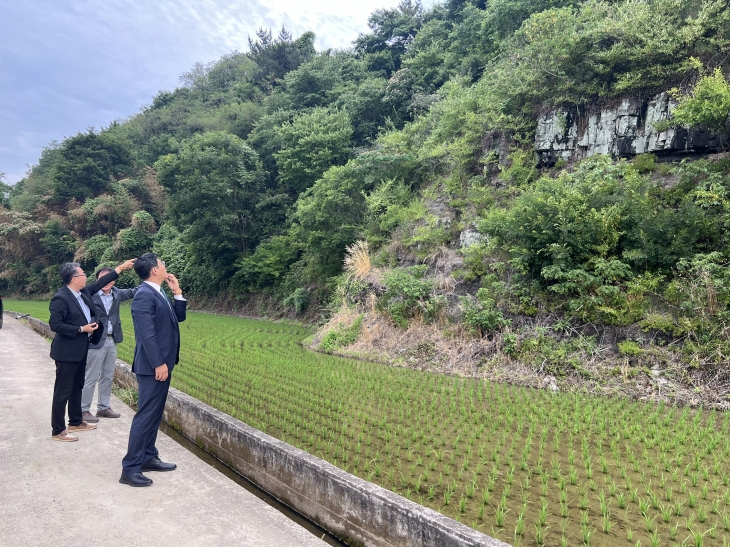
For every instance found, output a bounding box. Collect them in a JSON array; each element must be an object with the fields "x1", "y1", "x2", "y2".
[
  {"x1": 651, "y1": 500, "x2": 668, "y2": 522},
  {"x1": 581, "y1": 510, "x2": 590, "y2": 526},
  {"x1": 534, "y1": 521, "x2": 548, "y2": 546},
  {"x1": 495, "y1": 501, "x2": 508, "y2": 527},
  {"x1": 602, "y1": 511, "x2": 612, "y2": 534},
  {"x1": 639, "y1": 497, "x2": 650, "y2": 516},
  {"x1": 645, "y1": 512, "x2": 657, "y2": 533},
  {"x1": 538, "y1": 498, "x2": 549, "y2": 527},
  {"x1": 514, "y1": 509, "x2": 525, "y2": 536},
  {"x1": 690, "y1": 528, "x2": 710, "y2": 547},
  {"x1": 581, "y1": 522, "x2": 596, "y2": 546}
]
